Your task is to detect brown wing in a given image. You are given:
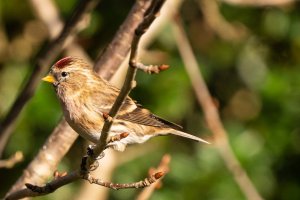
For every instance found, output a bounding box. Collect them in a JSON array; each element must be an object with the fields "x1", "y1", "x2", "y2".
[
  {"x1": 117, "y1": 105, "x2": 183, "y2": 131},
  {"x1": 91, "y1": 82, "x2": 182, "y2": 131}
]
